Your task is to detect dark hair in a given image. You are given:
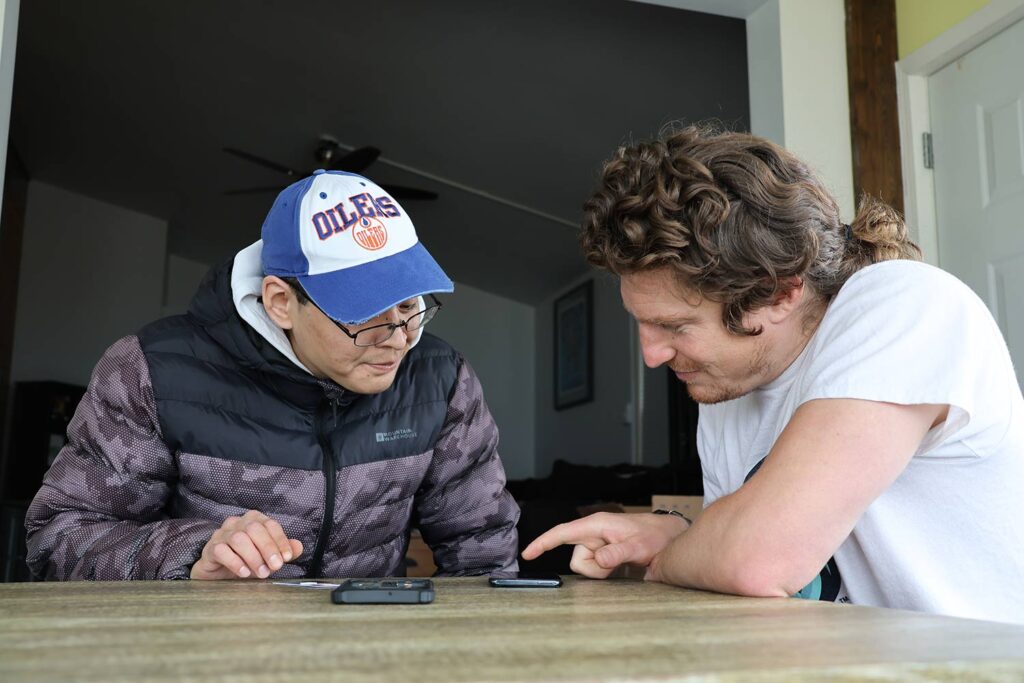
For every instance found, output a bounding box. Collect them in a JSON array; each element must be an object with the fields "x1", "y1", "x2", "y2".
[
  {"x1": 279, "y1": 277, "x2": 309, "y2": 305},
  {"x1": 581, "y1": 124, "x2": 922, "y2": 335}
]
